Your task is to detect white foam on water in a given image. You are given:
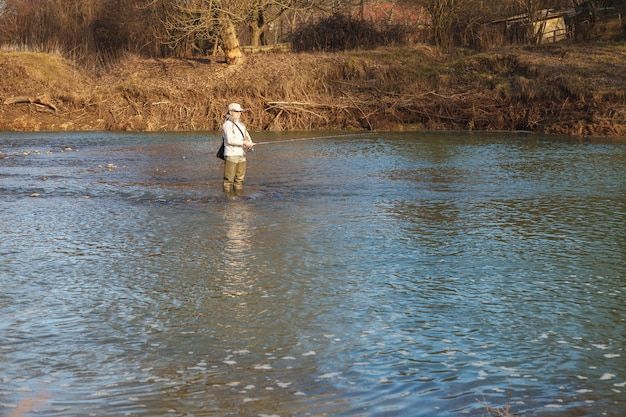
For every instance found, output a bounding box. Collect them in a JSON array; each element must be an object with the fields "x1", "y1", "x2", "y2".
[
  {"x1": 302, "y1": 351, "x2": 316, "y2": 356},
  {"x1": 254, "y1": 364, "x2": 273, "y2": 370},
  {"x1": 592, "y1": 344, "x2": 608, "y2": 350},
  {"x1": 318, "y1": 372, "x2": 341, "y2": 379},
  {"x1": 600, "y1": 373, "x2": 615, "y2": 380},
  {"x1": 276, "y1": 382, "x2": 292, "y2": 388}
]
